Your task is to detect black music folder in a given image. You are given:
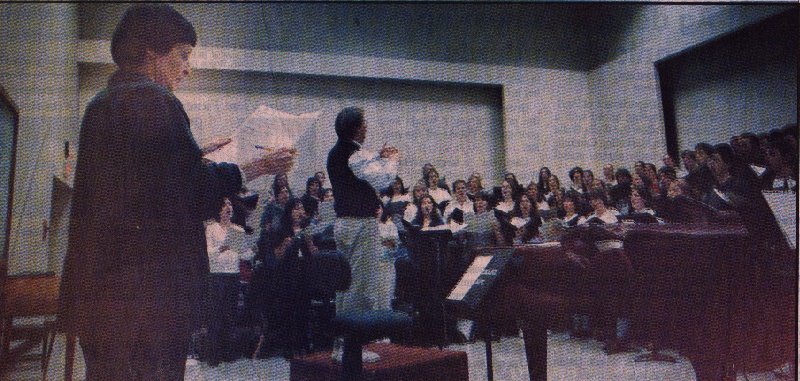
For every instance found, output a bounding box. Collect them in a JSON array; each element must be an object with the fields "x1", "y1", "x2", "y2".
[{"x1": 444, "y1": 247, "x2": 514, "y2": 321}]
